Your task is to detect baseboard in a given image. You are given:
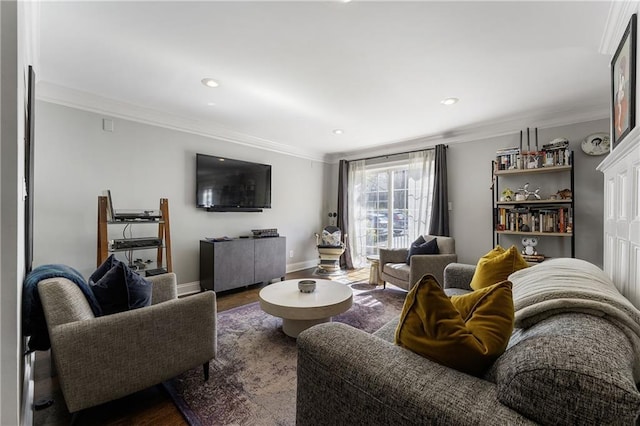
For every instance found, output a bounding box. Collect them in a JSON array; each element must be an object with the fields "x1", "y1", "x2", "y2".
[
  {"x1": 177, "y1": 281, "x2": 201, "y2": 297},
  {"x1": 21, "y1": 351, "x2": 35, "y2": 426},
  {"x1": 286, "y1": 260, "x2": 318, "y2": 273}
]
